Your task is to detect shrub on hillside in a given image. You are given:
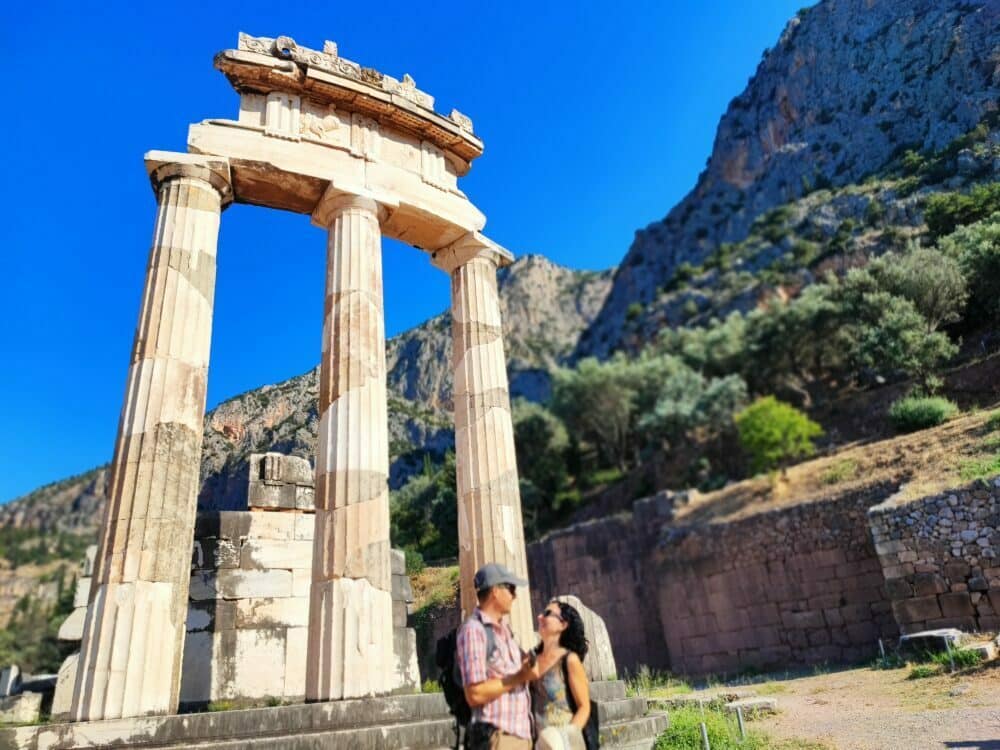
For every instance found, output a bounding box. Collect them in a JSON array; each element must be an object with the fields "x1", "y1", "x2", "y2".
[
  {"x1": 734, "y1": 396, "x2": 823, "y2": 474},
  {"x1": 888, "y1": 395, "x2": 958, "y2": 432},
  {"x1": 924, "y1": 182, "x2": 1000, "y2": 239}
]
